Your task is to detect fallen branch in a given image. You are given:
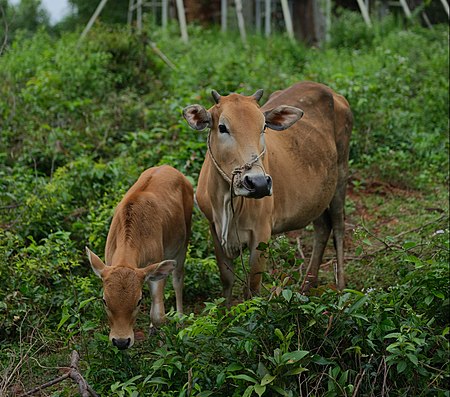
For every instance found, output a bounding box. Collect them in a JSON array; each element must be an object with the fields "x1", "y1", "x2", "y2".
[
  {"x1": 392, "y1": 214, "x2": 446, "y2": 239},
  {"x1": 352, "y1": 214, "x2": 447, "y2": 259},
  {"x1": 19, "y1": 351, "x2": 99, "y2": 397}
]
